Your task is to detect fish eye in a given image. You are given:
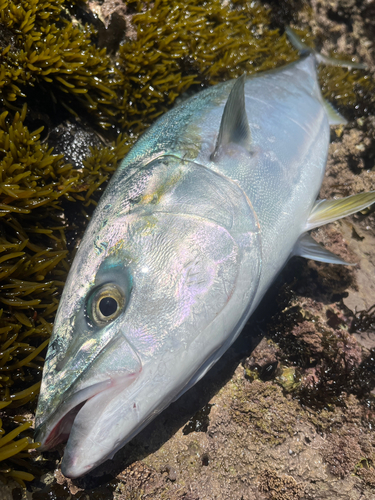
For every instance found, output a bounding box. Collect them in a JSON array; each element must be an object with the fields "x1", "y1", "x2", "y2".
[
  {"x1": 99, "y1": 296, "x2": 118, "y2": 317},
  {"x1": 89, "y1": 284, "x2": 125, "y2": 326}
]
